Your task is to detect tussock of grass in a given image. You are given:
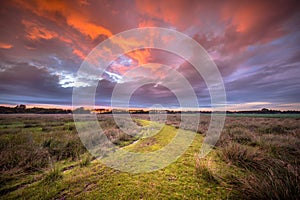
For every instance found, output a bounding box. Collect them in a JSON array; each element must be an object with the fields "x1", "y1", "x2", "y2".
[
  {"x1": 80, "y1": 154, "x2": 92, "y2": 167},
  {"x1": 216, "y1": 117, "x2": 300, "y2": 200},
  {"x1": 219, "y1": 142, "x2": 265, "y2": 170},
  {"x1": 195, "y1": 155, "x2": 218, "y2": 183},
  {"x1": 258, "y1": 124, "x2": 289, "y2": 134},
  {"x1": 44, "y1": 165, "x2": 62, "y2": 183},
  {"x1": 240, "y1": 164, "x2": 299, "y2": 200},
  {"x1": 0, "y1": 142, "x2": 49, "y2": 172}
]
